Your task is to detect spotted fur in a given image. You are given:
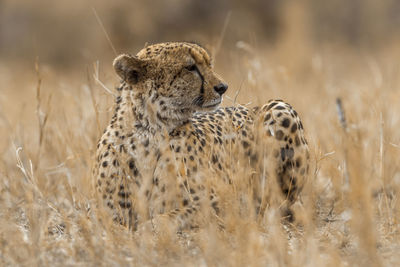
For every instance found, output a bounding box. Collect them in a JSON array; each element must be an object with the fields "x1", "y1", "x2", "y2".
[{"x1": 92, "y1": 42, "x2": 309, "y2": 230}]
